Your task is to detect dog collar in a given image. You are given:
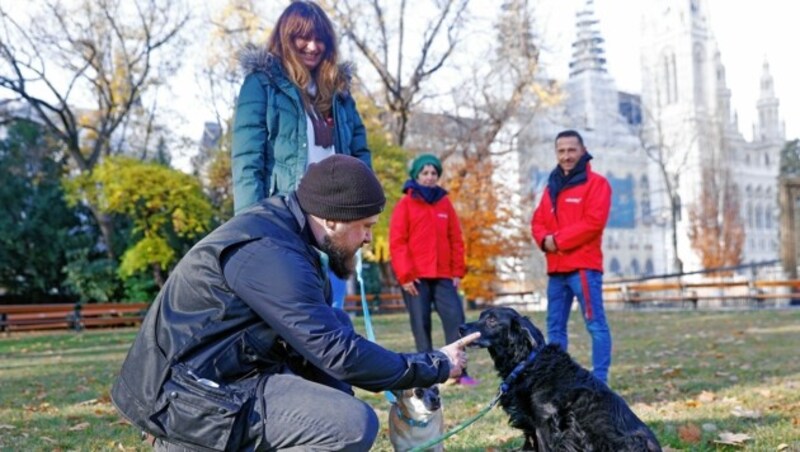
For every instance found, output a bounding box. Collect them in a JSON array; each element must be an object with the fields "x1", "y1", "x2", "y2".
[
  {"x1": 500, "y1": 349, "x2": 539, "y2": 393},
  {"x1": 394, "y1": 405, "x2": 431, "y2": 428}
]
